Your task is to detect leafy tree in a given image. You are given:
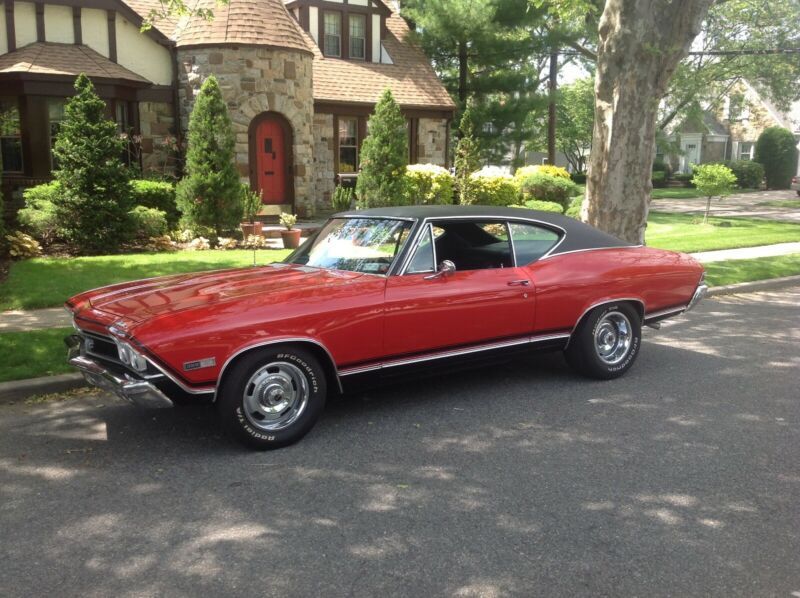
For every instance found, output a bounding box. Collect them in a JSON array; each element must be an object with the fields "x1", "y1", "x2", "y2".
[
  {"x1": 52, "y1": 74, "x2": 132, "y2": 254},
  {"x1": 754, "y1": 127, "x2": 799, "y2": 190},
  {"x1": 176, "y1": 75, "x2": 242, "y2": 239},
  {"x1": 355, "y1": 89, "x2": 408, "y2": 208},
  {"x1": 453, "y1": 107, "x2": 480, "y2": 204},
  {"x1": 140, "y1": 0, "x2": 228, "y2": 30},
  {"x1": 691, "y1": 163, "x2": 736, "y2": 224}
]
